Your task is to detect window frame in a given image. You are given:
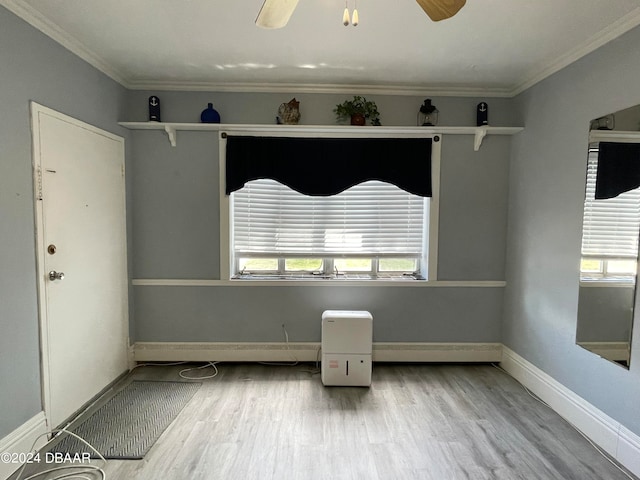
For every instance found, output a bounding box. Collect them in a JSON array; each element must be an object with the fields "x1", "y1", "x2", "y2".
[
  {"x1": 236, "y1": 256, "x2": 423, "y2": 279},
  {"x1": 219, "y1": 128, "x2": 441, "y2": 282}
]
